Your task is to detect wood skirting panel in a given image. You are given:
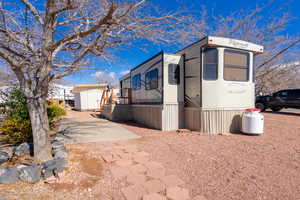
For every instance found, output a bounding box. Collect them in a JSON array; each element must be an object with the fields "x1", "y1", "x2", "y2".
[
  {"x1": 131, "y1": 105, "x2": 162, "y2": 130},
  {"x1": 184, "y1": 108, "x2": 244, "y2": 134},
  {"x1": 102, "y1": 104, "x2": 132, "y2": 121},
  {"x1": 184, "y1": 108, "x2": 201, "y2": 131}
]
